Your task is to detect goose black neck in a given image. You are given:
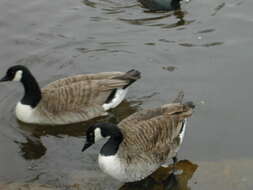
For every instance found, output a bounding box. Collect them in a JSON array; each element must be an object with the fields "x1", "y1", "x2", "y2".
[
  {"x1": 20, "y1": 71, "x2": 42, "y2": 108},
  {"x1": 171, "y1": 0, "x2": 181, "y2": 10},
  {"x1": 100, "y1": 127, "x2": 123, "y2": 156}
]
